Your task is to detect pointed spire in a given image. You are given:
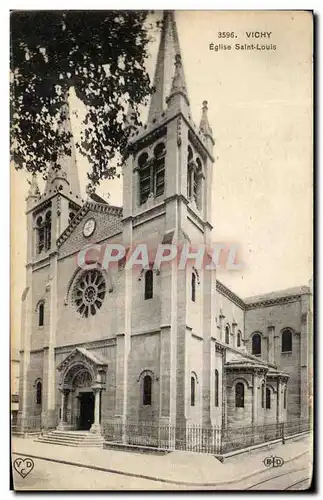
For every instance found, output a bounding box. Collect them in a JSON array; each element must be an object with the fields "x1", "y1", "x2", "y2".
[
  {"x1": 44, "y1": 99, "x2": 81, "y2": 199},
  {"x1": 148, "y1": 11, "x2": 189, "y2": 124},
  {"x1": 167, "y1": 53, "x2": 190, "y2": 107},
  {"x1": 199, "y1": 101, "x2": 213, "y2": 140}
]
